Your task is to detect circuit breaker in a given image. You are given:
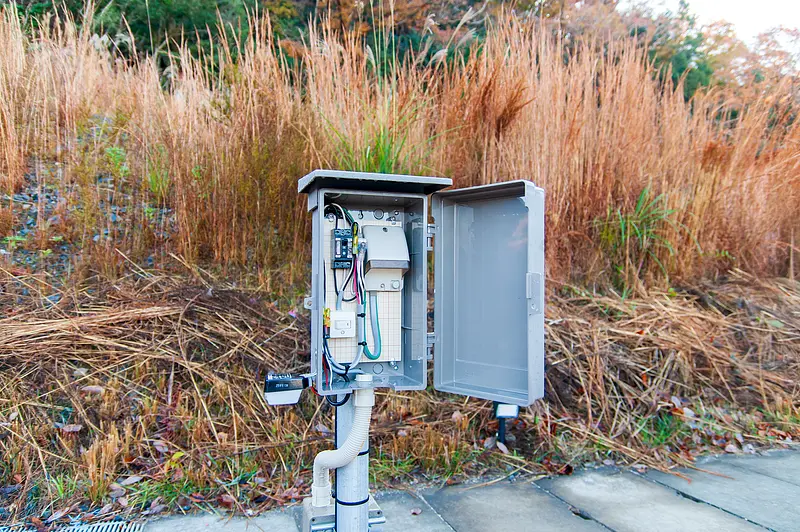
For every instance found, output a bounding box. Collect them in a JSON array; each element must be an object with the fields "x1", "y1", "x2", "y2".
[{"x1": 298, "y1": 170, "x2": 545, "y2": 406}]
